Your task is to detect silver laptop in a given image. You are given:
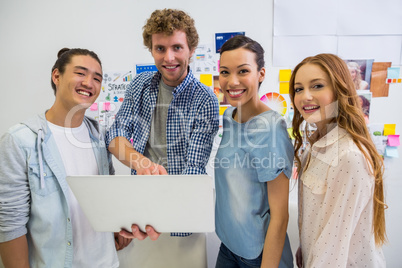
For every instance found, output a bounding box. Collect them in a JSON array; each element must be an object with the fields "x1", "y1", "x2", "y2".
[{"x1": 66, "y1": 175, "x2": 215, "y2": 233}]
